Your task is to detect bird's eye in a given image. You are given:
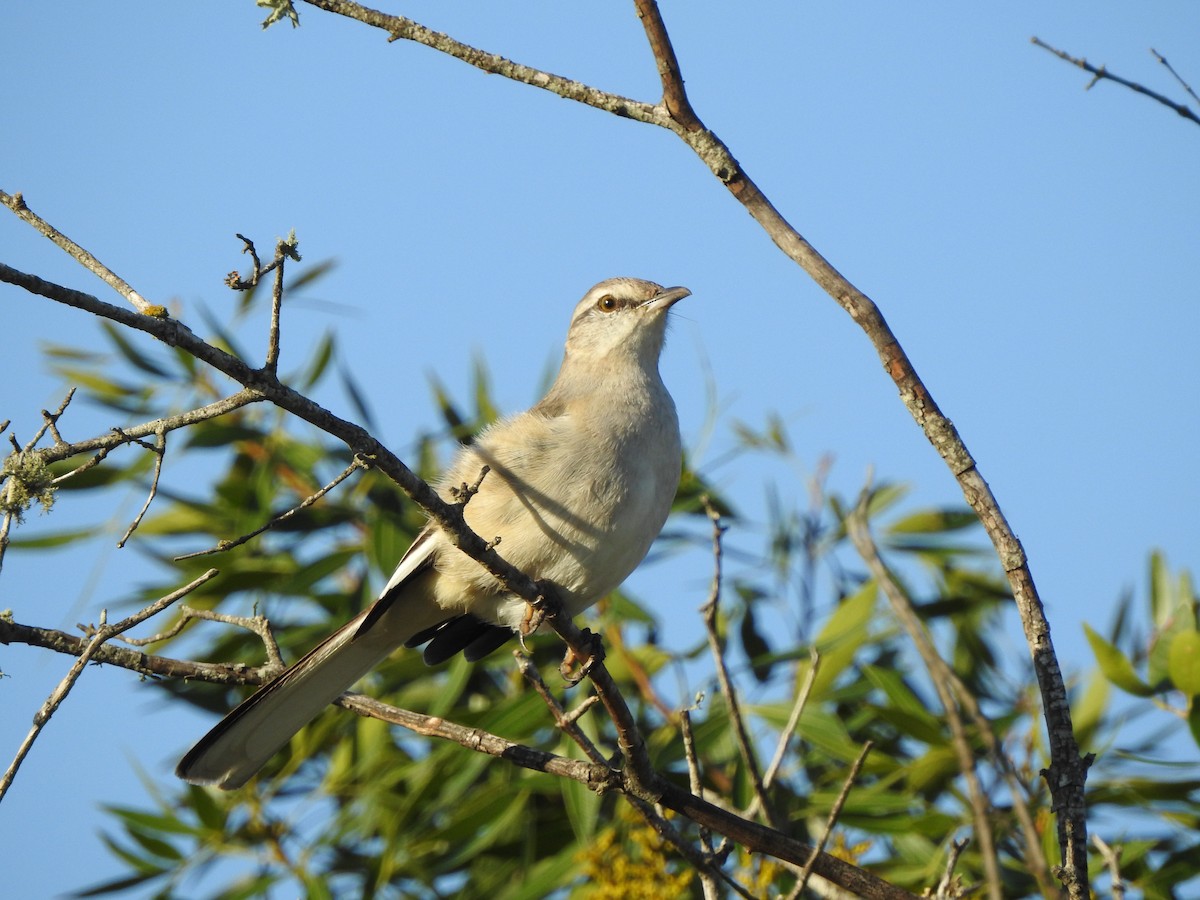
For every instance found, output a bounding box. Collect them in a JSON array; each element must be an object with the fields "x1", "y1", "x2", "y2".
[{"x1": 596, "y1": 294, "x2": 618, "y2": 312}]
